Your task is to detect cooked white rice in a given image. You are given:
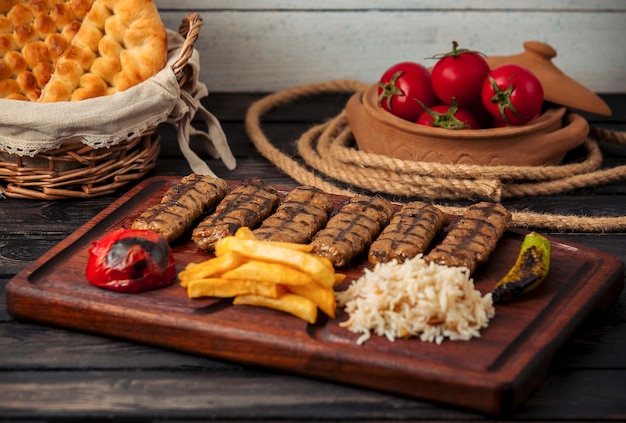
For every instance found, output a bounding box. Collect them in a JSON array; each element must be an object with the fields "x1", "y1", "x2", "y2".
[{"x1": 336, "y1": 255, "x2": 495, "y2": 345}]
